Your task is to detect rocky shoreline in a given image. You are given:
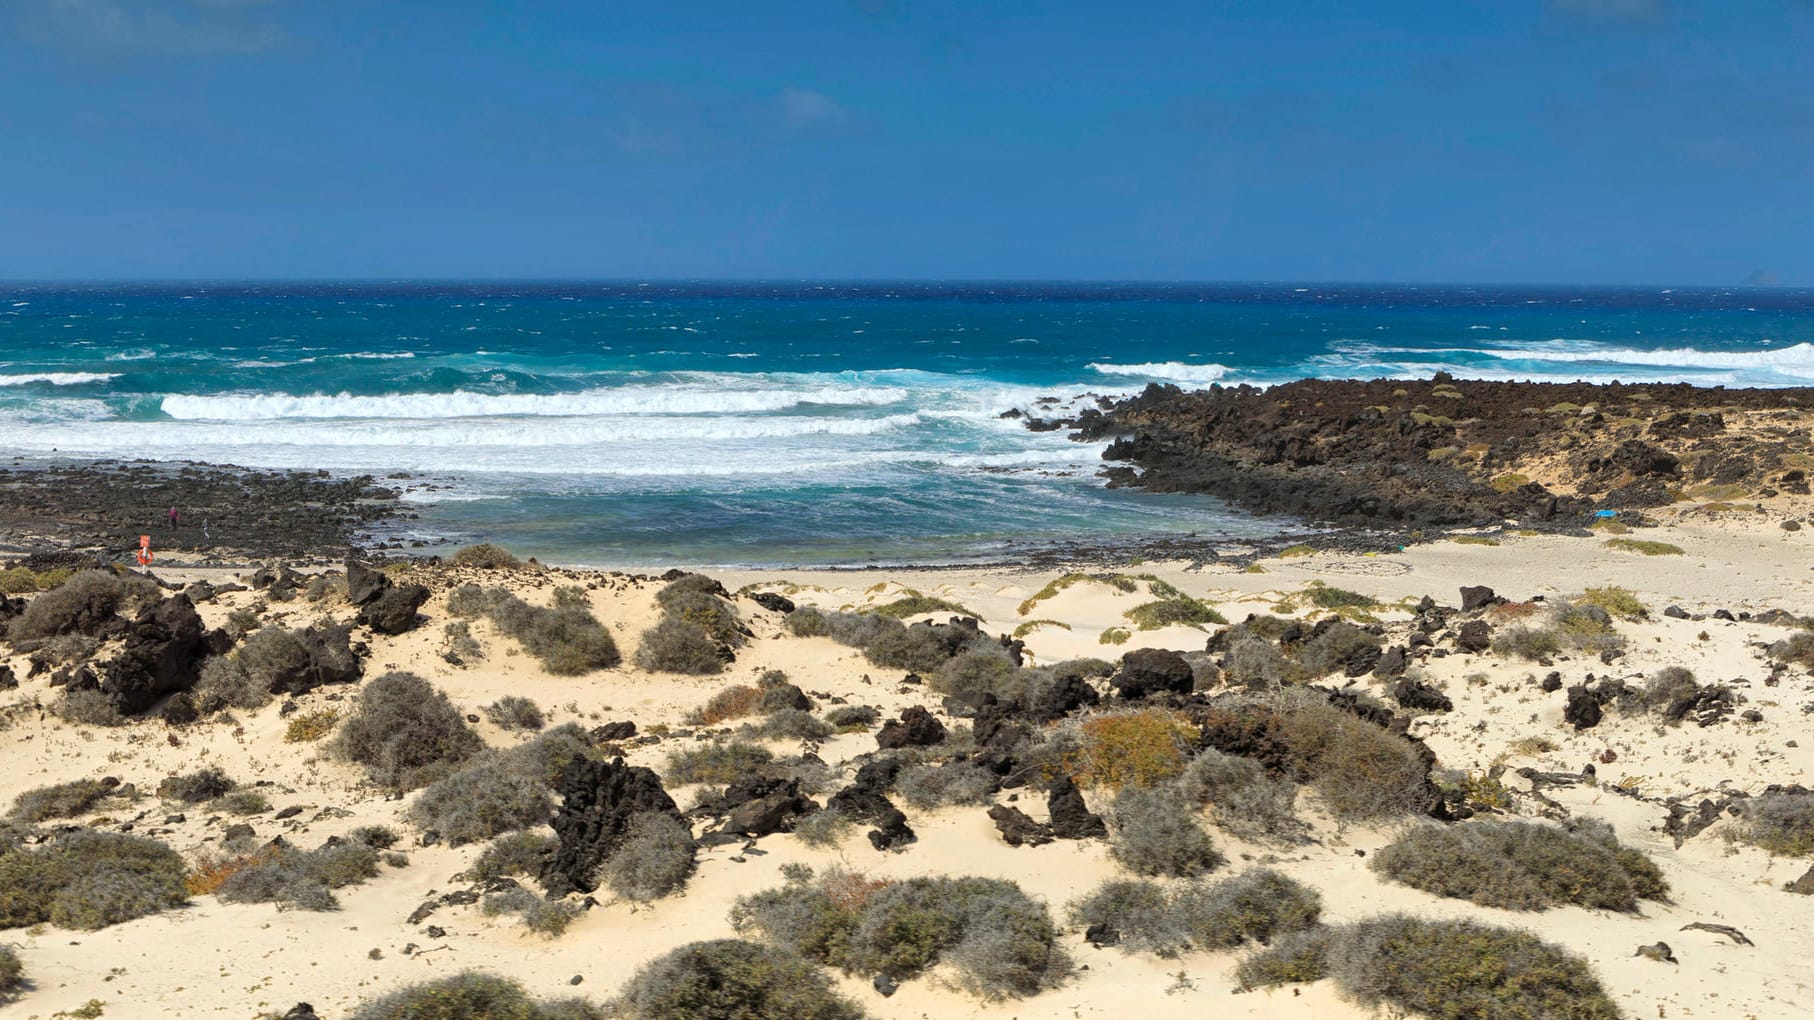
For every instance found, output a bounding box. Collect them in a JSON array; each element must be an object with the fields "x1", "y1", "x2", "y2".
[
  {"x1": 0, "y1": 459, "x2": 407, "y2": 562},
  {"x1": 1040, "y1": 375, "x2": 1814, "y2": 531}
]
